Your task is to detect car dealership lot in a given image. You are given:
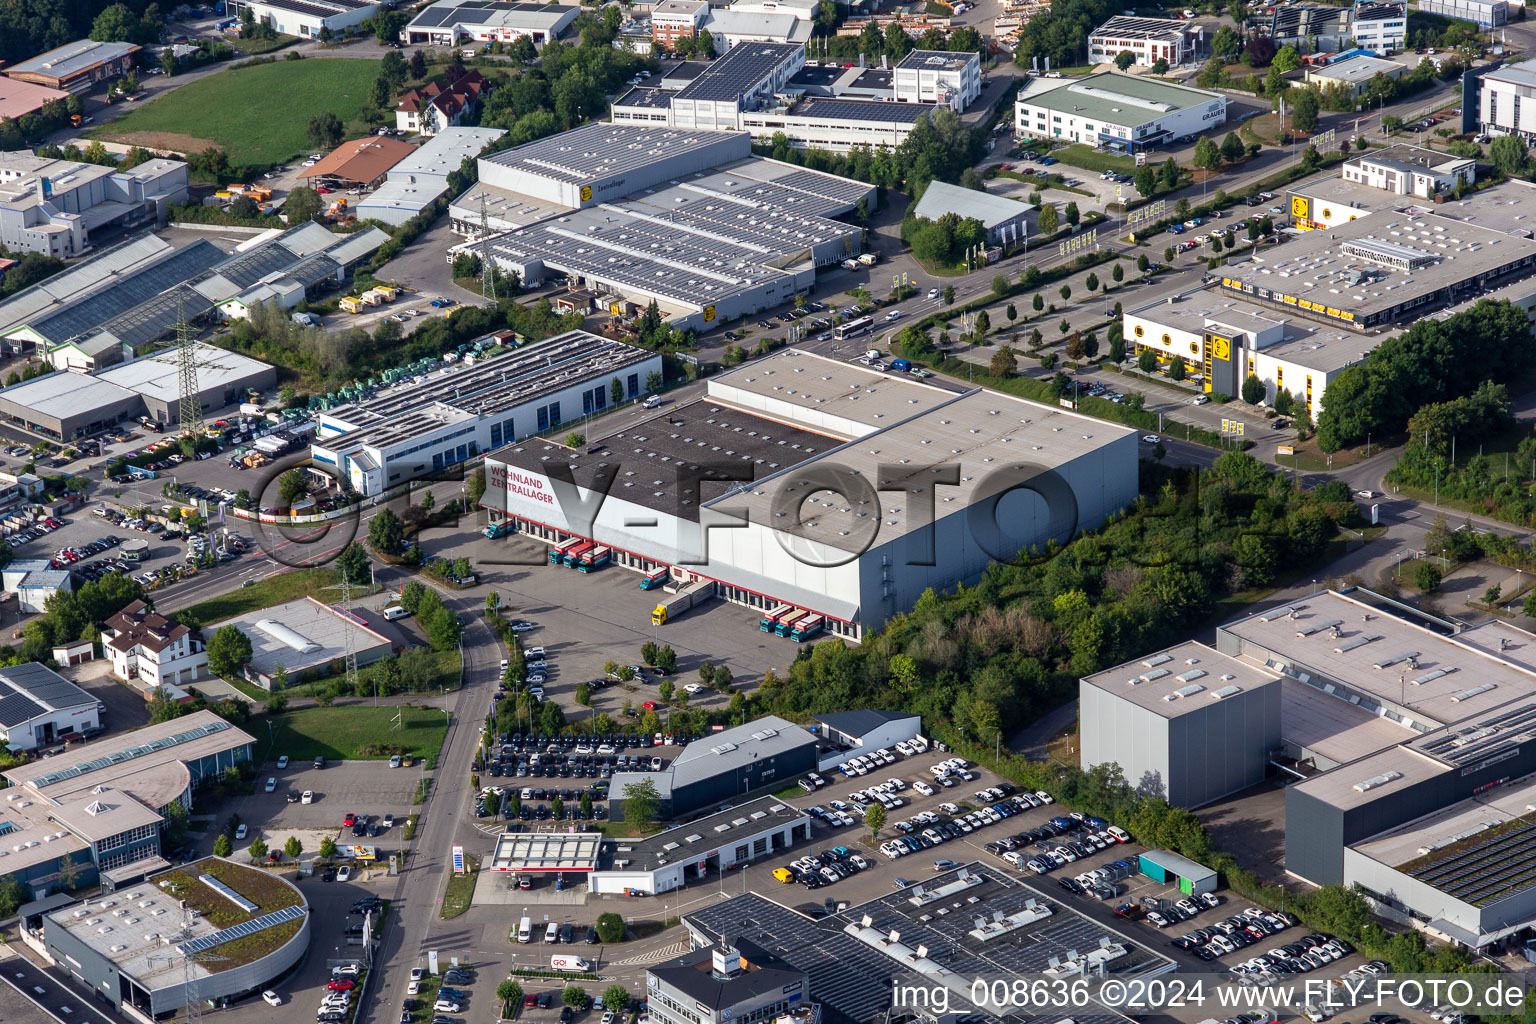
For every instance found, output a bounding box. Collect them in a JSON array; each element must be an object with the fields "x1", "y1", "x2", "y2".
[{"x1": 238, "y1": 759, "x2": 425, "y2": 833}]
